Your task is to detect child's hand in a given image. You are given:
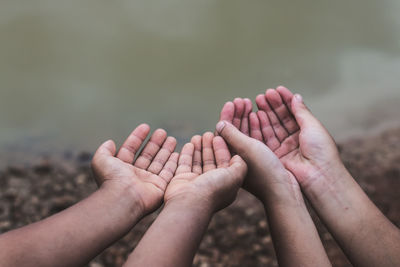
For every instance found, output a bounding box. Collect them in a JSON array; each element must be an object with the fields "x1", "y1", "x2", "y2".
[
  {"x1": 125, "y1": 133, "x2": 247, "y2": 267},
  {"x1": 253, "y1": 87, "x2": 345, "y2": 194},
  {"x1": 219, "y1": 88, "x2": 345, "y2": 199},
  {"x1": 217, "y1": 95, "x2": 332, "y2": 267},
  {"x1": 164, "y1": 132, "x2": 247, "y2": 212},
  {"x1": 91, "y1": 124, "x2": 178, "y2": 215},
  {"x1": 215, "y1": 119, "x2": 301, "y2": 205}
]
